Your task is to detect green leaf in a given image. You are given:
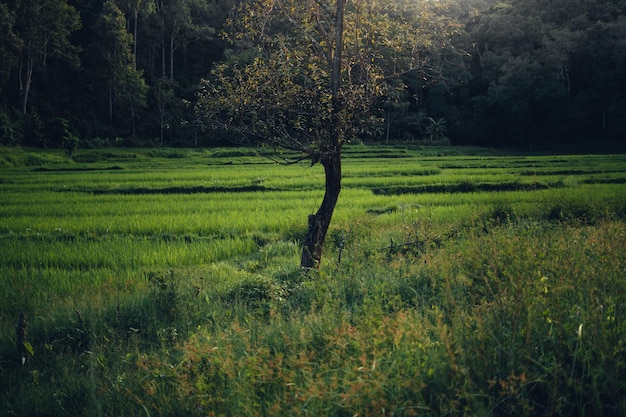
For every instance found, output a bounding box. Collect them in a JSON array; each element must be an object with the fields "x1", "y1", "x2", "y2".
[{"x1": 23, "y1": 341, "x2": 34, "y2": 356}]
